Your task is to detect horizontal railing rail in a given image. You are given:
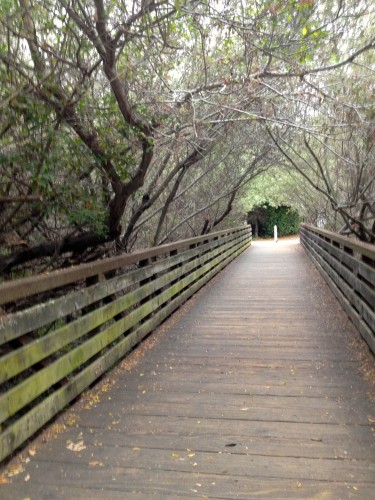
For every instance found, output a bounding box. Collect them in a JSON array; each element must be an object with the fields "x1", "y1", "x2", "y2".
[
  {"x1": 300, "y1": 224, "x2": 374, "y2": 354},
  {"x1": 0, "y1": 226, "x2": 251, "y2": 462}
]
